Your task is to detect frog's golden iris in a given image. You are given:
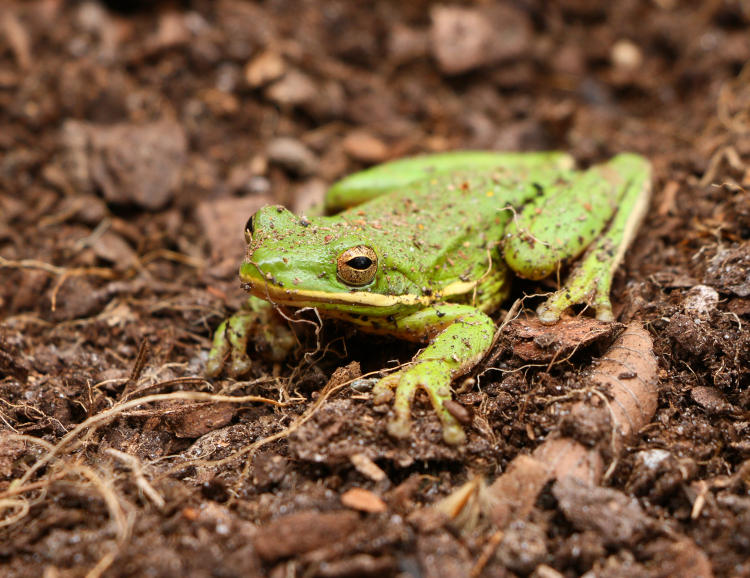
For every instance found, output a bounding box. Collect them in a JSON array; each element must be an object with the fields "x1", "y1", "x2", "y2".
[{"x1": 336, "y1": 245, "x2": 378, "y2": 287}]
